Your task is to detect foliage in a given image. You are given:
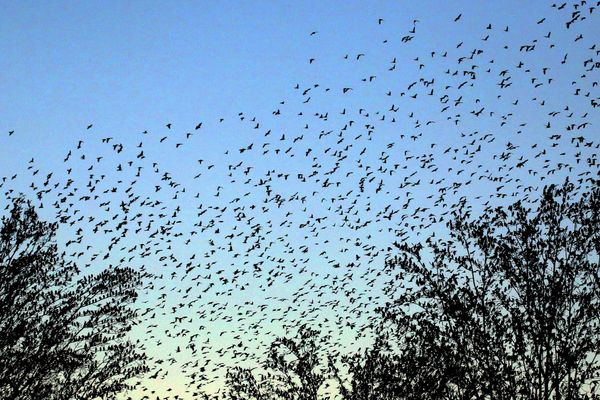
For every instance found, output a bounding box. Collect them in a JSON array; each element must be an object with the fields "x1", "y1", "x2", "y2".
[
  {"x1": 367, "y1": 180, "x2": 600, "y2": 399},
  {"x1": 226, "y1": 327, "x2": 327, "y2": 400},
  {"x1": 0, "y1": 197, "x2": 147, "y2": 400},
  {"x1": 224, "y1": 181, "x2": 600, "y2": 399}
]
